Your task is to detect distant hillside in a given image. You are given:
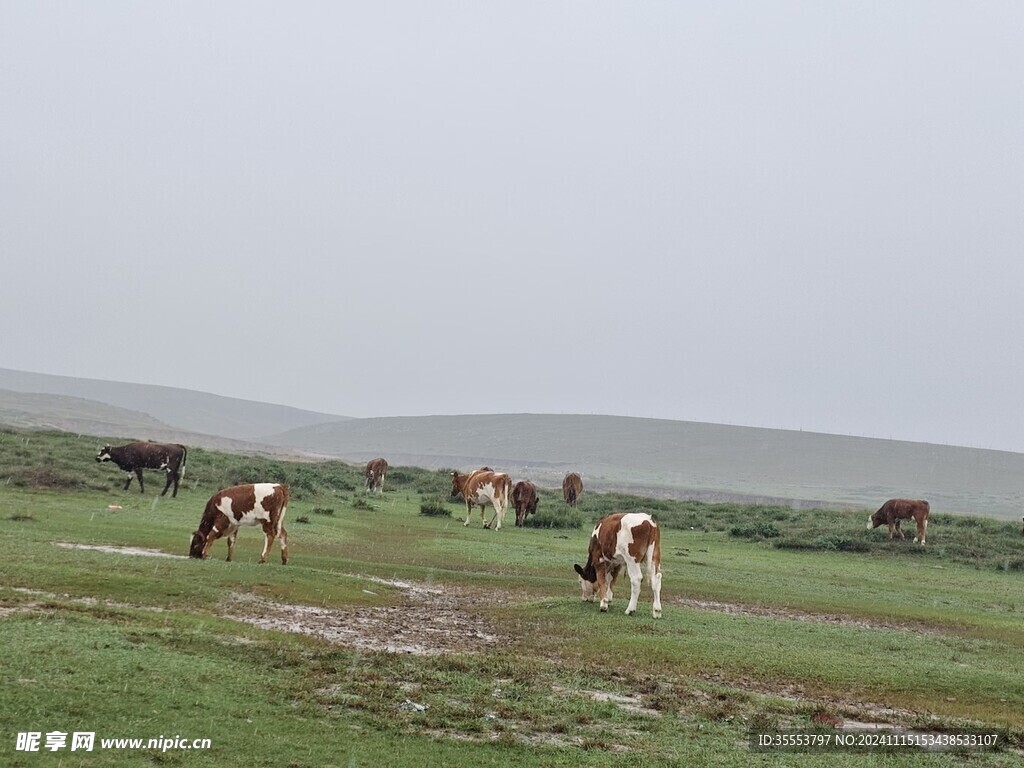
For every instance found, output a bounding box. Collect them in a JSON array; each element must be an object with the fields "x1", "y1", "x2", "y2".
[
  {"x1": 0, "y1": 389, "x2": 314, "y2": 457},
  {"x1": 3, "y1": 369, "x2": 1021, "y2": 520},
  {"x1": 264, "y1": 414, "x2": 1024, "y2": 519},
  {"x1": 0, "y1": 368, "x2": 350, "y2": 441}
]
